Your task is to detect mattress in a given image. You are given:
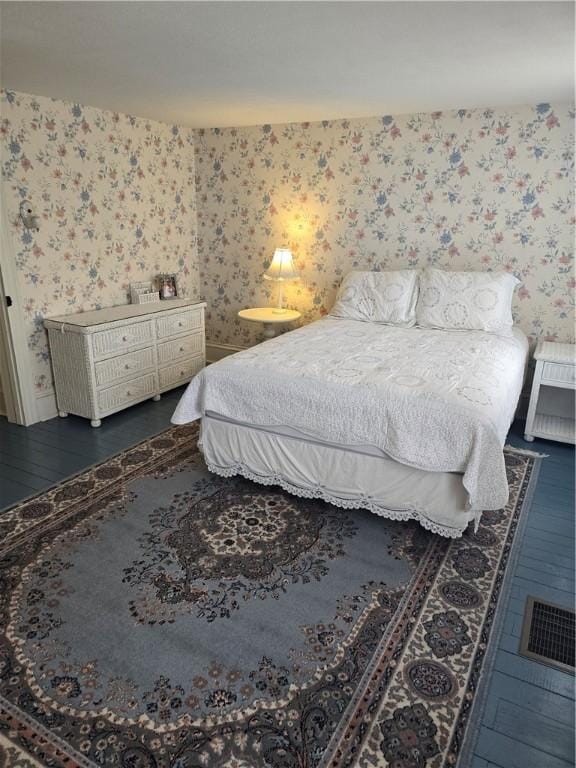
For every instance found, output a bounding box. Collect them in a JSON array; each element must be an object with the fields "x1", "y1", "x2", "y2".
[{"x1": 173, "y1": 318, "x2": 528, "y2": 510}]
